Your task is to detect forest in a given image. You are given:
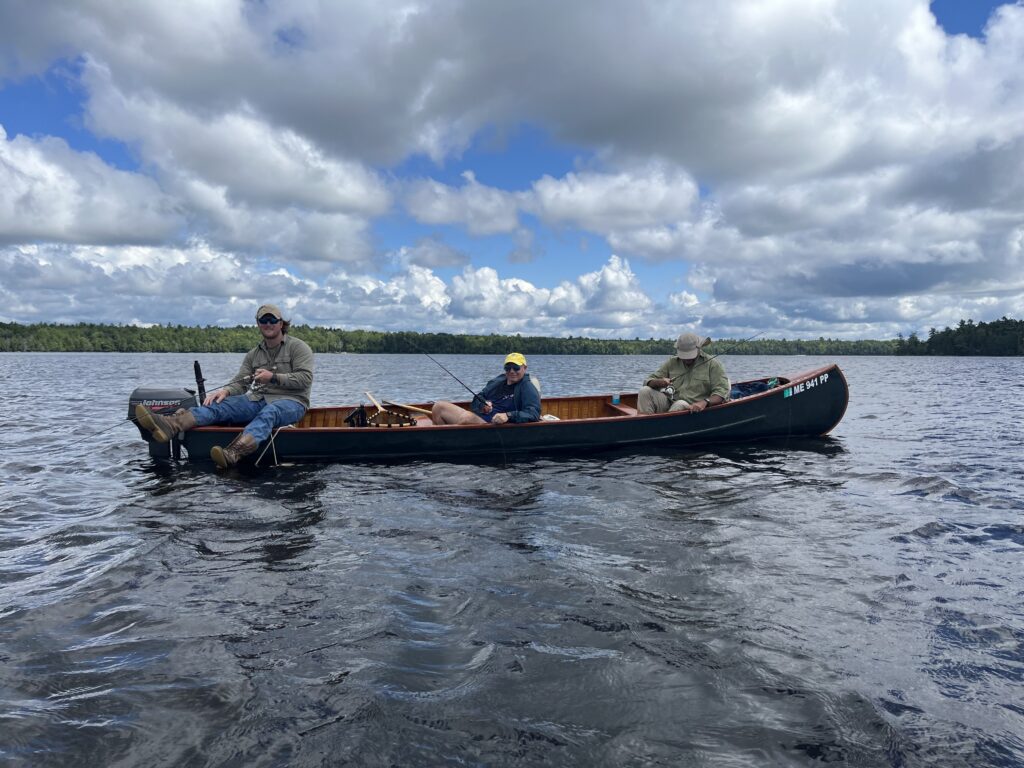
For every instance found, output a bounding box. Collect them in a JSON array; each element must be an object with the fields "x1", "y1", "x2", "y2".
[
  {"x1": 1, "y1": 322, "x2": 896, "y2": 355},
  {"x1": 0, "y1": 317, "x2": 1019, "y2": 355},
  {"x1": 893, "y1": 317, "x2": 1023, "y2": 356}
]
